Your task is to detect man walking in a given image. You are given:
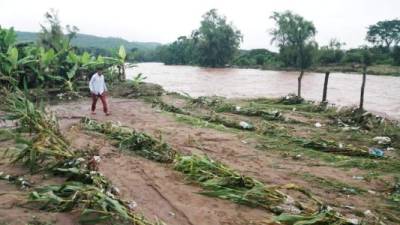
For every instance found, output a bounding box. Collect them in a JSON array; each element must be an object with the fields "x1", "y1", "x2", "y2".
[{"x1": 89, "y1": 69, "x2": 110, "y2": 115}]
